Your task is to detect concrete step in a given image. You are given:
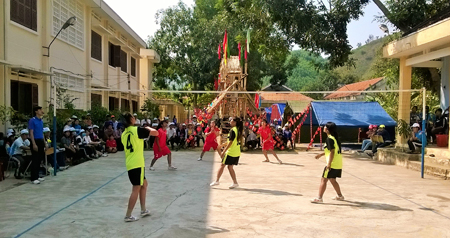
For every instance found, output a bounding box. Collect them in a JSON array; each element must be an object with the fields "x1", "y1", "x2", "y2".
[
  {"x1": 426, "y1": 146, "x2": 450, "y2": 158},
  {"x1": 424, "y1": 155, "x2": 450, "y2": 166},
  {"x1": 407, "y1": 161, "x2": 450, "y2": 179}
]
